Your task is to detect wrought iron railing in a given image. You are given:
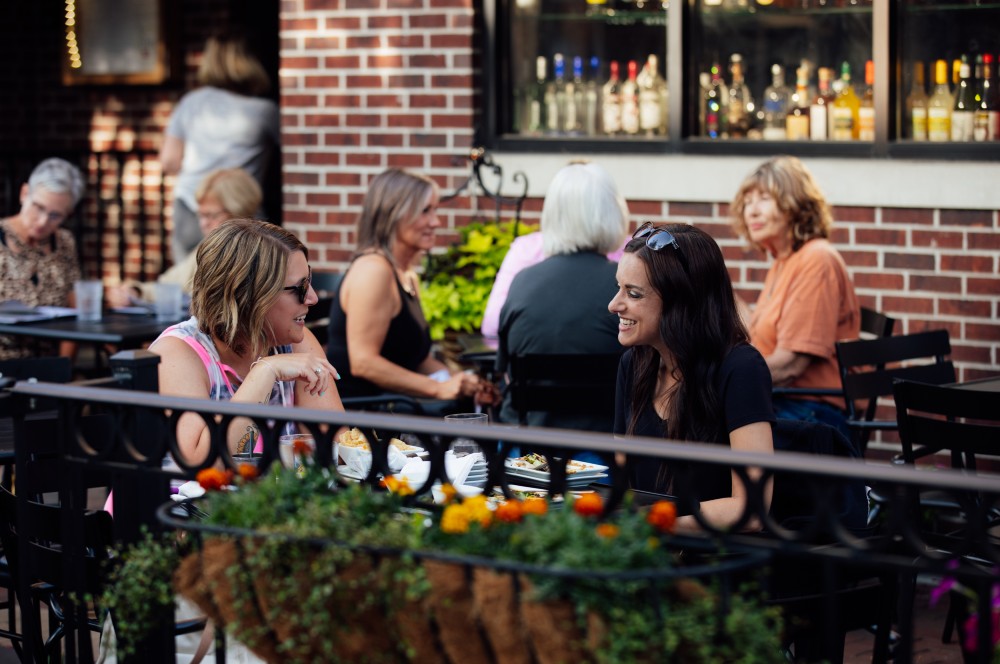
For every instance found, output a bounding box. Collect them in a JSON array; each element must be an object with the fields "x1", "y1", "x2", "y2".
[{"x1": 5, "y1": 351, "x2": 999, "y2": 663}]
